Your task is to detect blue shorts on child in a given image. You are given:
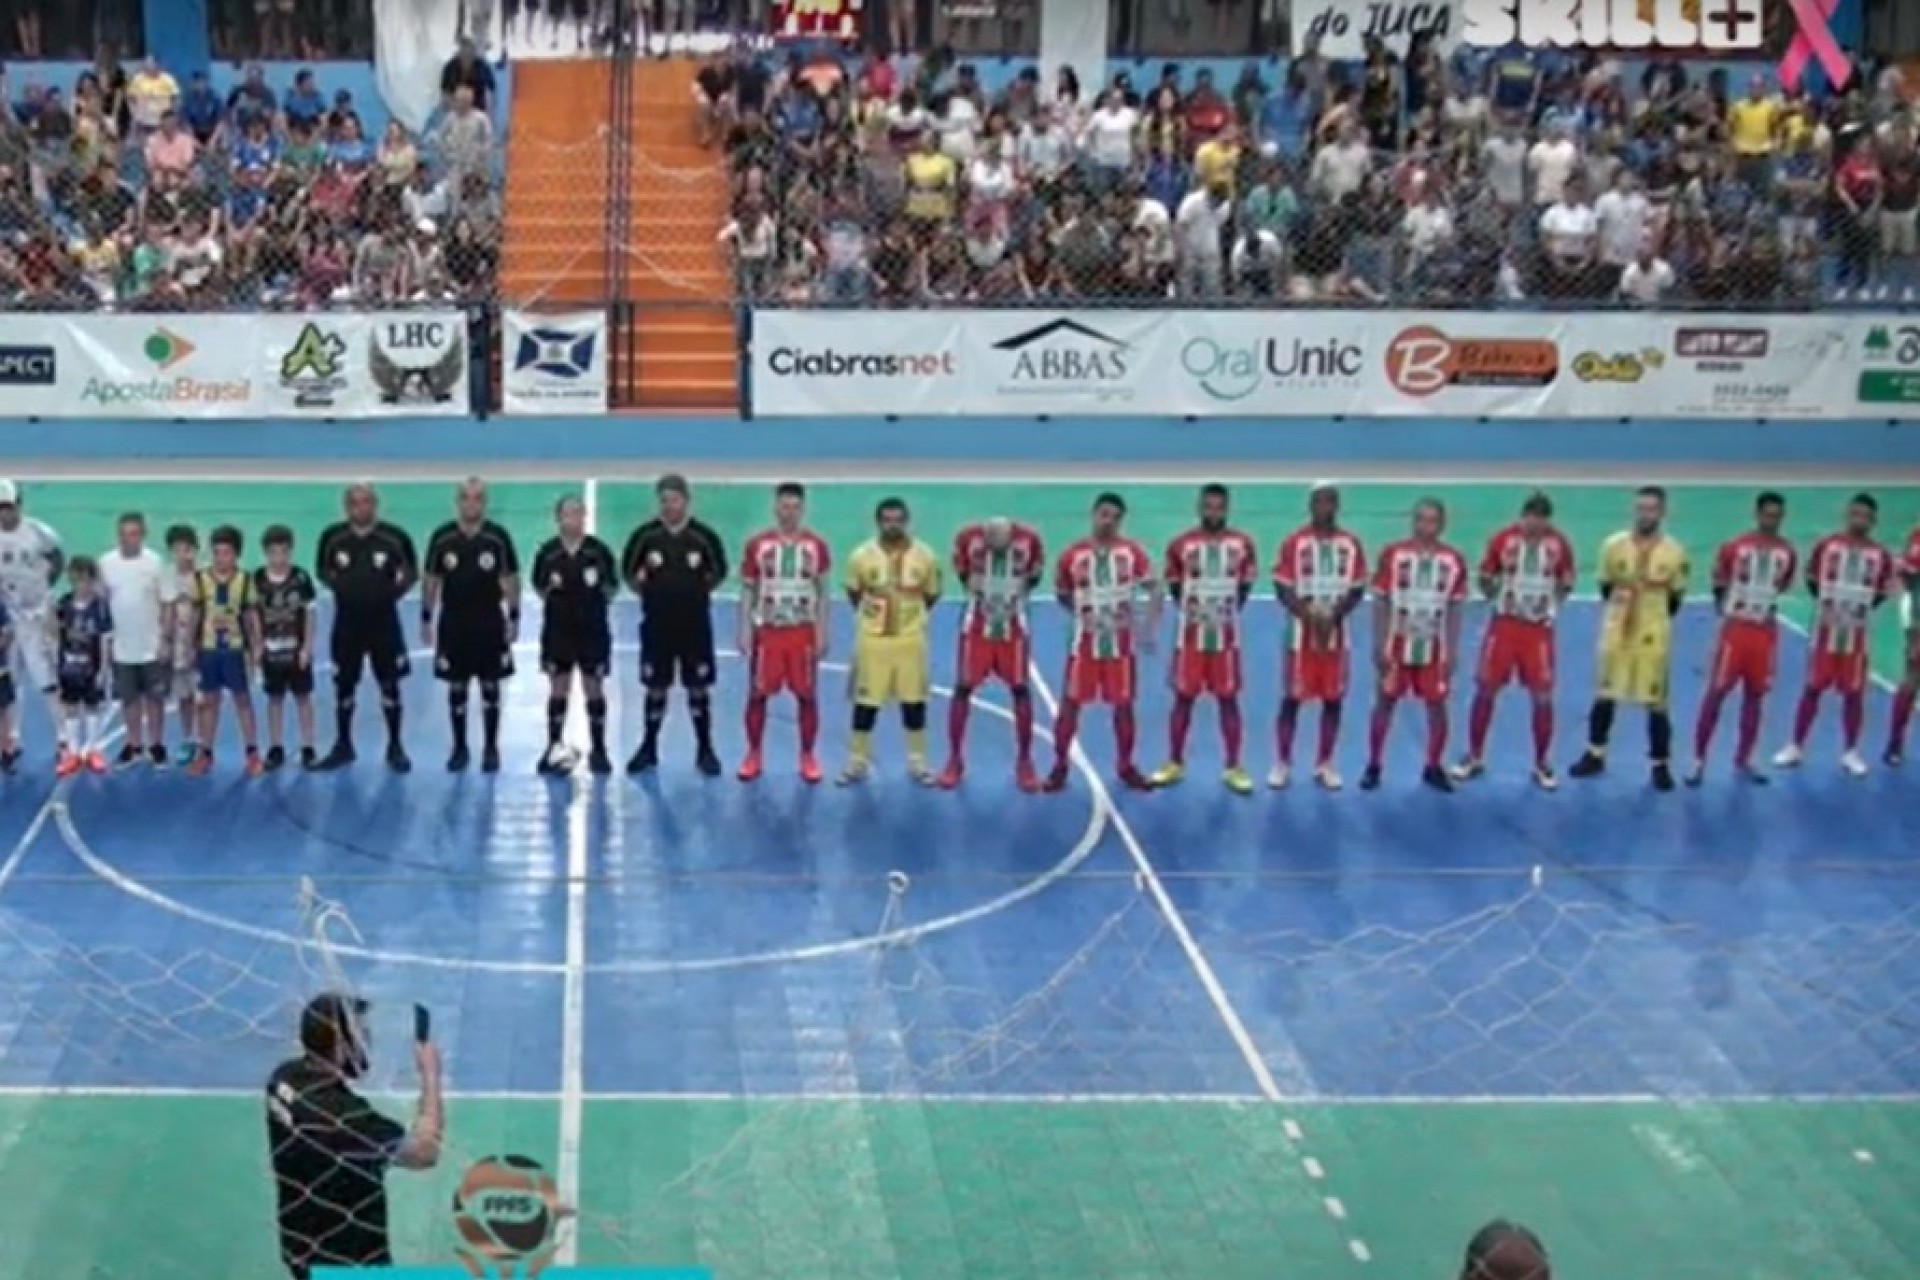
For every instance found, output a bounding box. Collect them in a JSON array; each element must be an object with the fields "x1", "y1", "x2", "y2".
[{"x1": 196, "y1": 649, "x2": 249, "y2": 696}]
